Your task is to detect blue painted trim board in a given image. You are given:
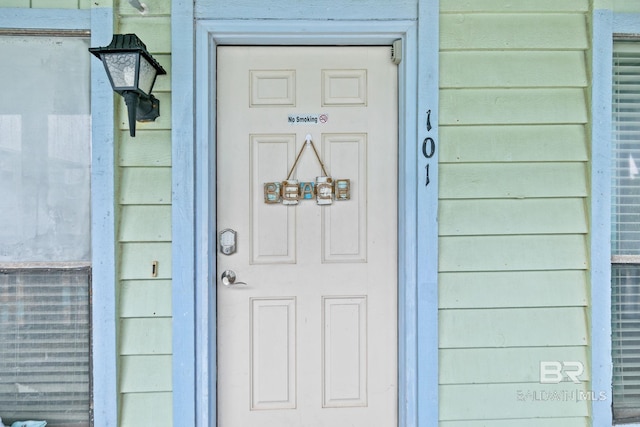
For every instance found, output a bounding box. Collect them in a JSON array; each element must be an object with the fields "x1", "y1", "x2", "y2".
[
  {"x1": 170, "y1": 0, "x2": 198, "y2": 427},
  {"x1": 417, "y1": 1, "x2": 439, "y2": 425},
  {"x1": 171, "y1": 14, "x2": 439, "y2": 426},
  {"x1": 613, "y1": 12, "x2": 640, "y2": 33},
  {"x1": 0, "y1": 7, "x2": 89, "y2": 28},
  {"x1": 194, "y1": 1, "x2": 416, "y2": 20},
  {"x1": 89, "y1": 7, "x2": 118, "y2": 427},
  {"x1": 0, "y1": 7, "x2": 118, "y2": 427},
  {"x1": 590, "y1": 9, "x2": 614, "y2": 427},
  {"x1": 394, "y1": 24, "x2": 420, "y2": 427},
  {"x1": 591, "y1": 9, "x2": 640, "y2": 427}
]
